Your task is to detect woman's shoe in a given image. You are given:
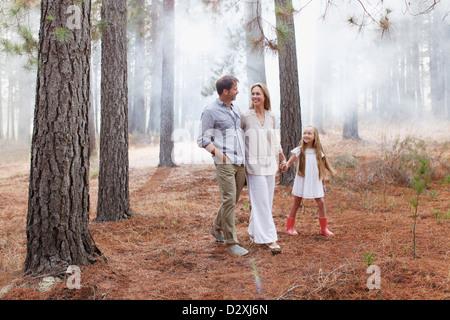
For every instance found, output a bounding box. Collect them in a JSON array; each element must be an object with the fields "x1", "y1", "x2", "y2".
[
  {"x1": 286, "y1": 217, "x2": 299, "y2": 236},
  {"x1": 266, "y1": 242, "x2": 282, "y2": 255}
]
